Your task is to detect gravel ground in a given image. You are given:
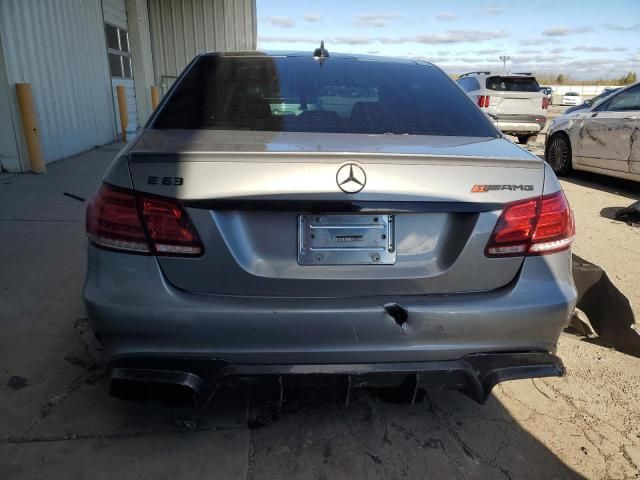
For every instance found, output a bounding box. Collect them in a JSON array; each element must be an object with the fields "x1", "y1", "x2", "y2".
[
  {"x1": 562, "y1": 176, "x2": 640, "y2": 316},
  {"x1": 248, "y1": 335, "x2": 640, "y2": 480}
]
